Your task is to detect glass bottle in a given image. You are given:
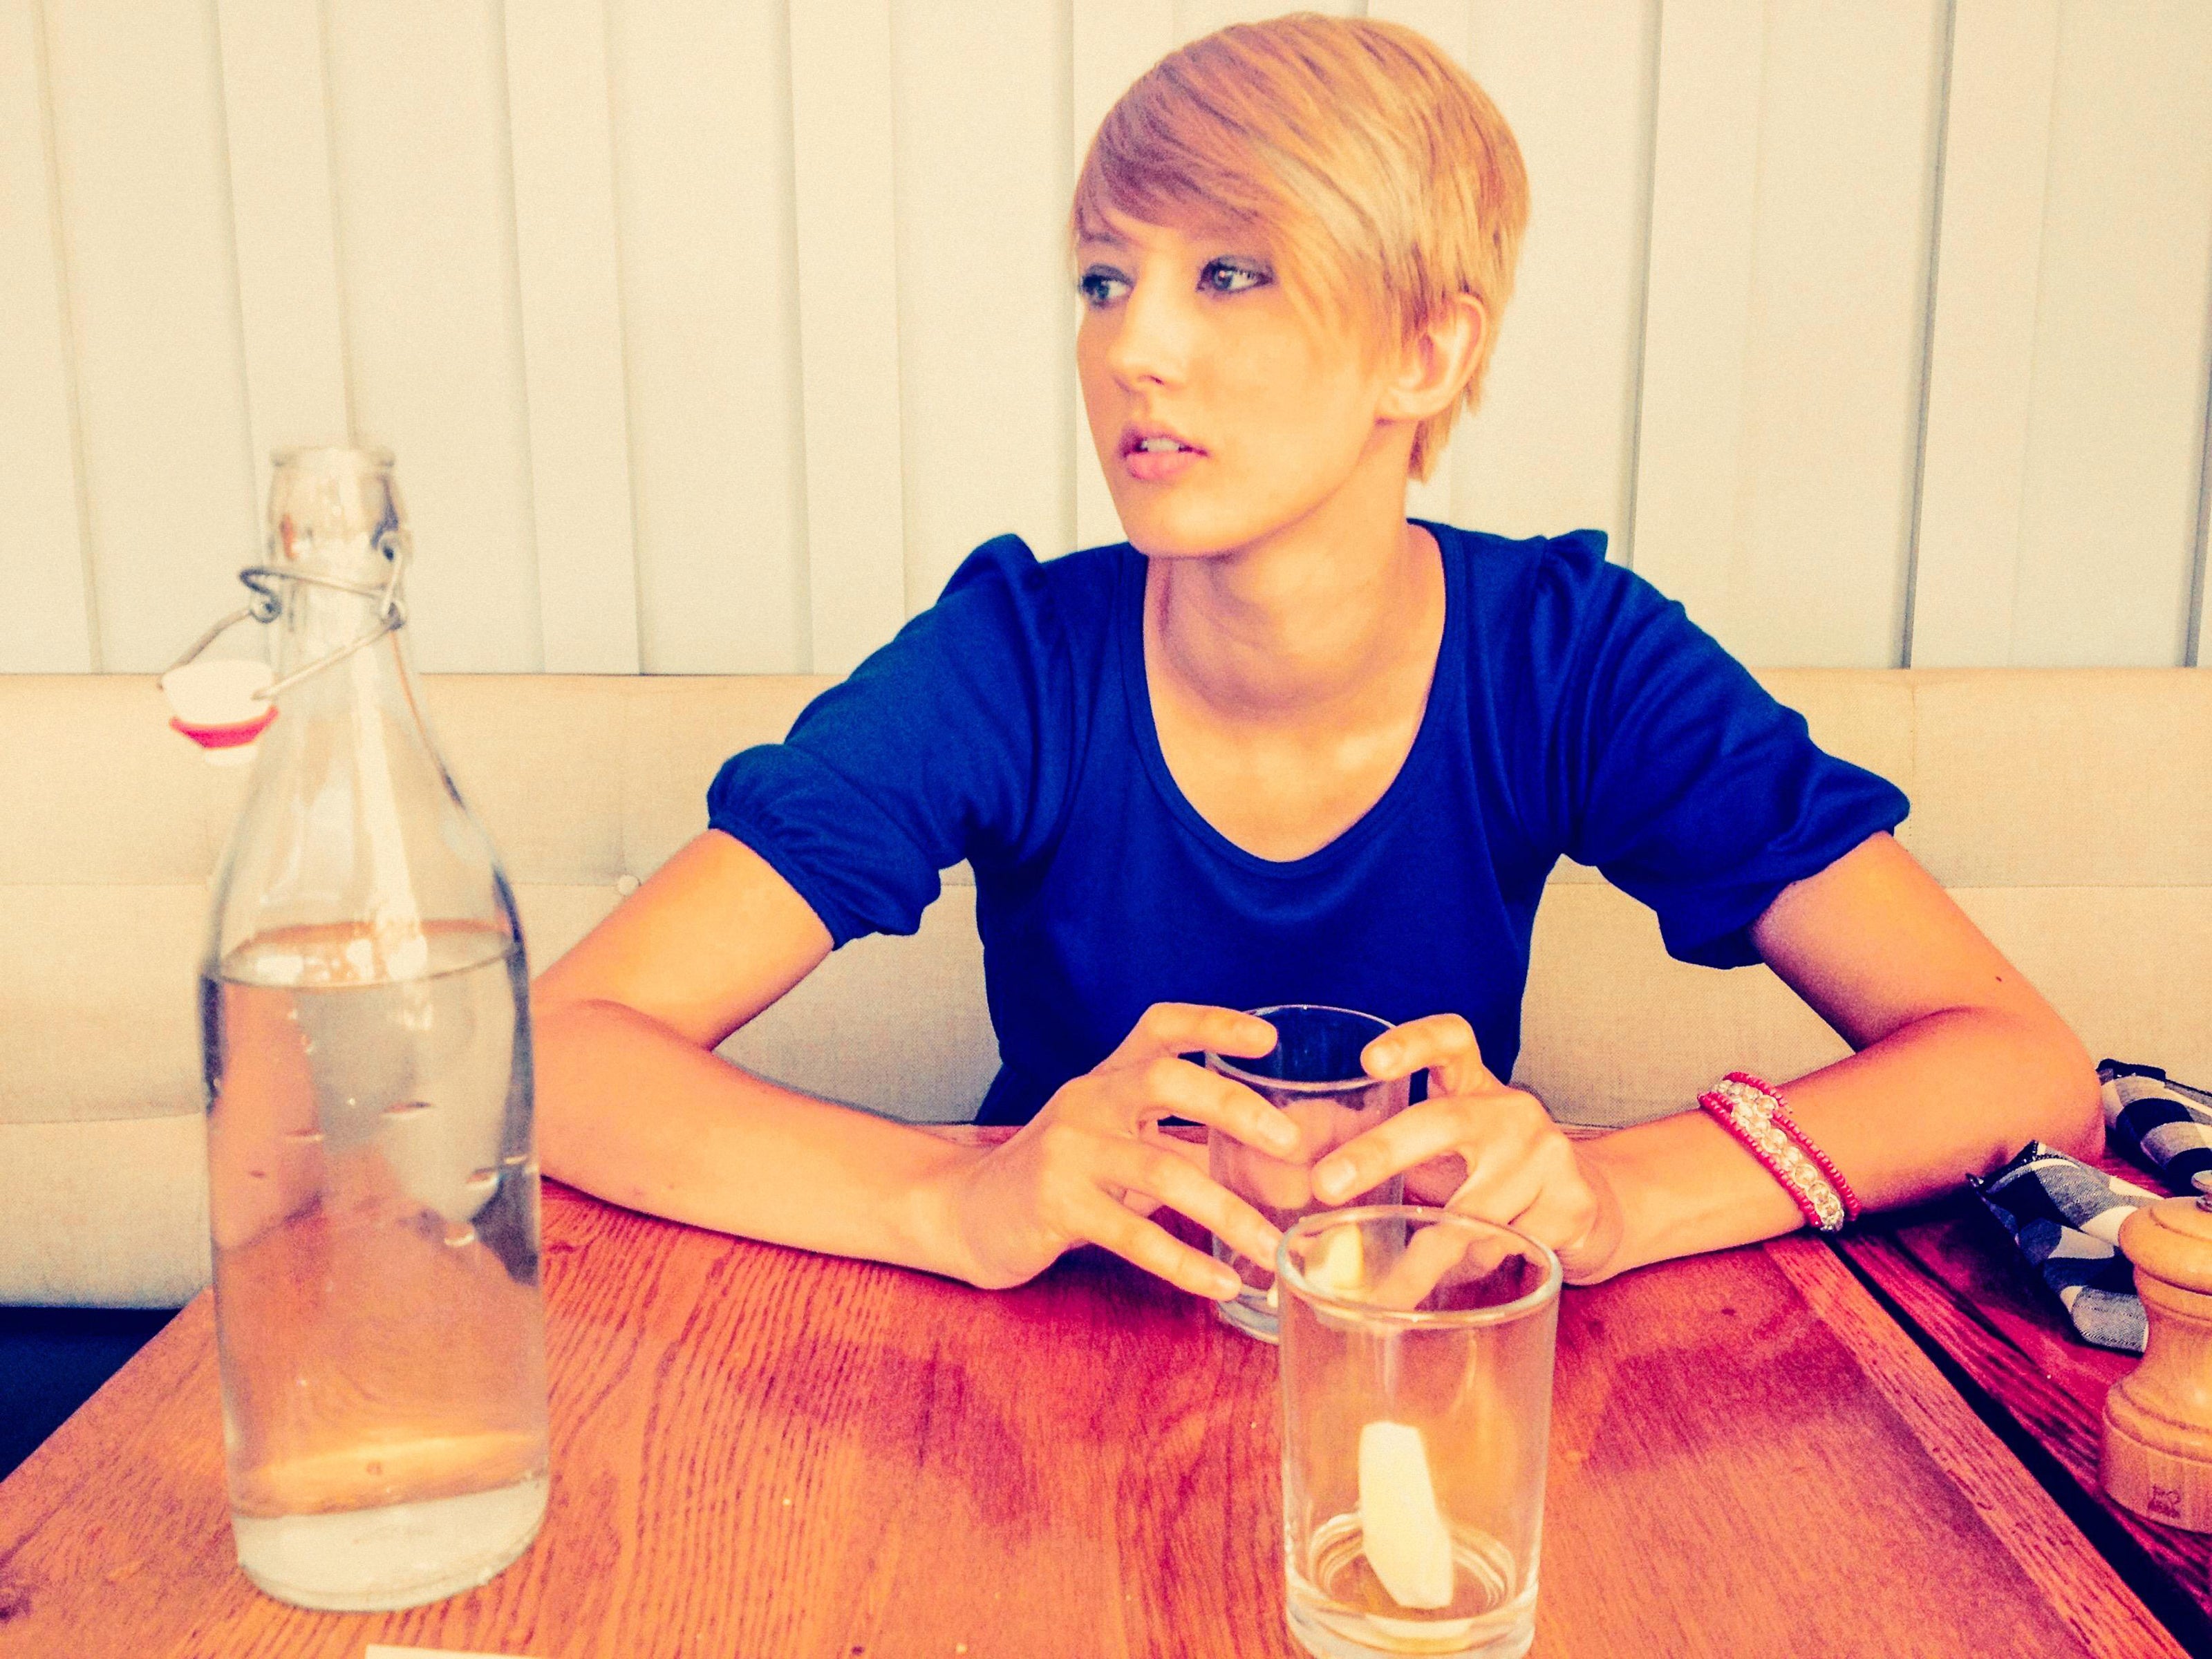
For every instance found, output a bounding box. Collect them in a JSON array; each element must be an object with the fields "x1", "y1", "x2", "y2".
[{"x1": 198, "y1": 447, "x2": 550, "y2": 1611}]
